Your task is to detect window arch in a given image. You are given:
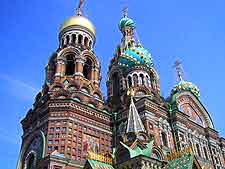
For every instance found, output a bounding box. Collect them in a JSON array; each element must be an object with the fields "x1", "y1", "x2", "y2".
[
  {"x1": 65, "y1": 54, "x2": 75, "y2": 76},
  {"x1": 83, "y1": 58, "x2": 92, "y2": 80},
  {"x1": 112, "y1": 72, "x2": 120, "y2": 97},
  {"x1": 72, "y1": 34, "x2": 76, "y2": 44},
  {"x1": 61, "y1": 38, "x2": 64, "y2": 47}
]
